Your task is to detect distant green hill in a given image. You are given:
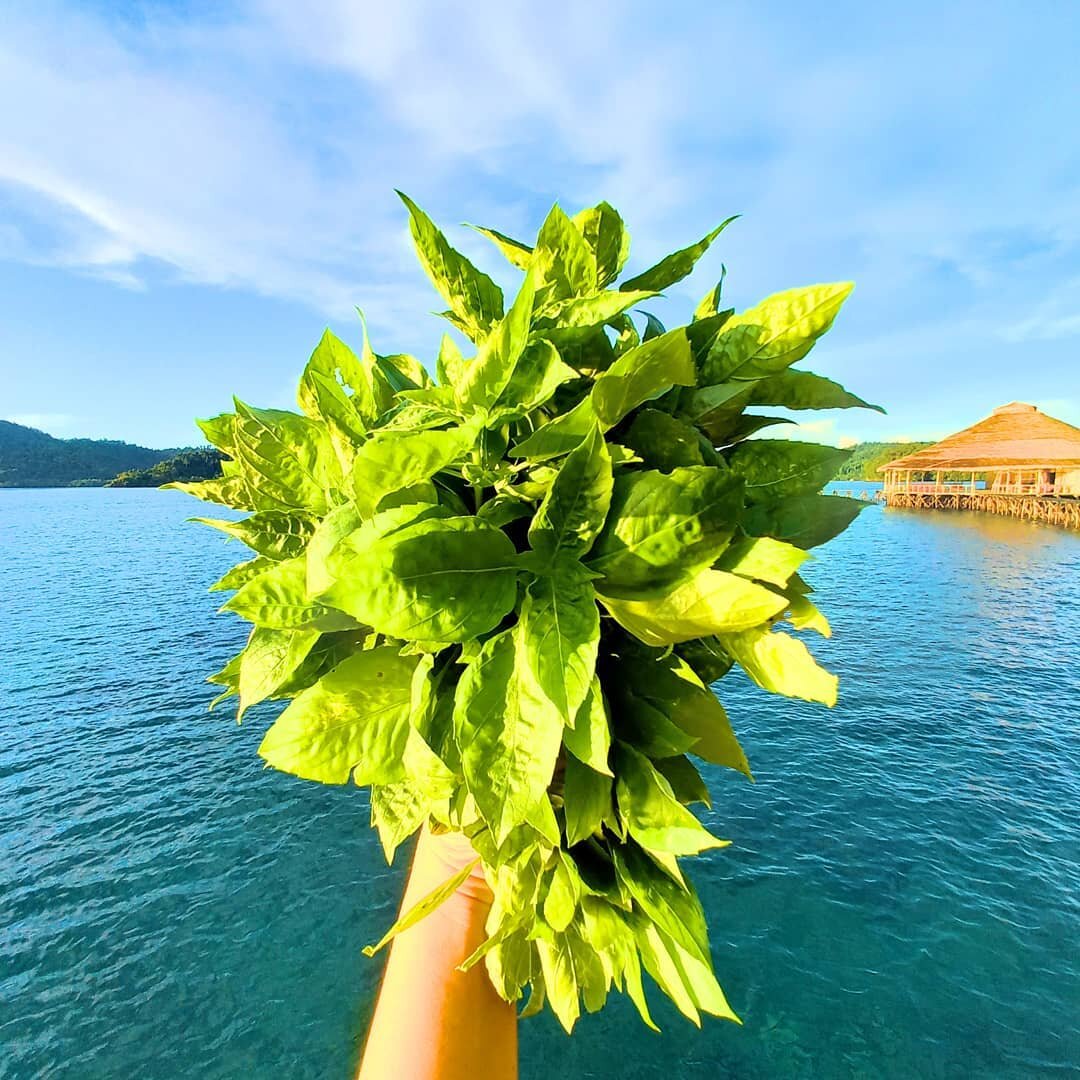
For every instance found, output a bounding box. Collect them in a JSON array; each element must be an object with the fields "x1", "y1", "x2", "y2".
[
  {"x1": 108, "y1": 448, "x2": 223, "y2": 488},
  {"x1": 834, "y1": 441, "x2": 934, "y2": 481},
  {"x1": 0, "y1": 421, "x2": 178, "y2": 487}
]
